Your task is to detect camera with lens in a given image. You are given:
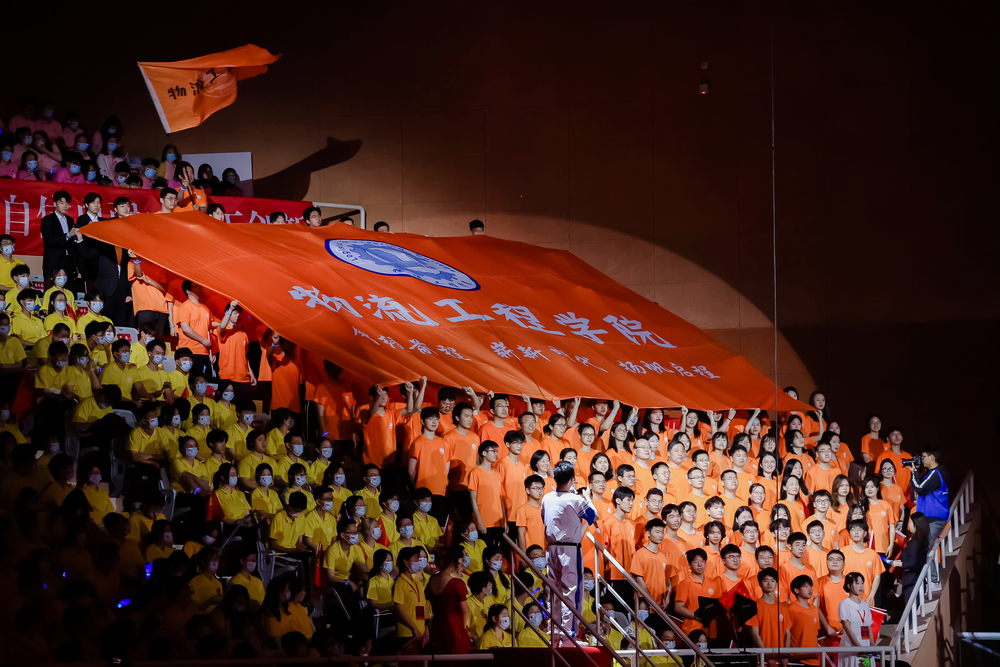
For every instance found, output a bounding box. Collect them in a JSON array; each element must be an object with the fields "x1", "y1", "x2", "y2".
[{"x1": 901, "y1": 457, "x2": 919, "y2": 468}]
